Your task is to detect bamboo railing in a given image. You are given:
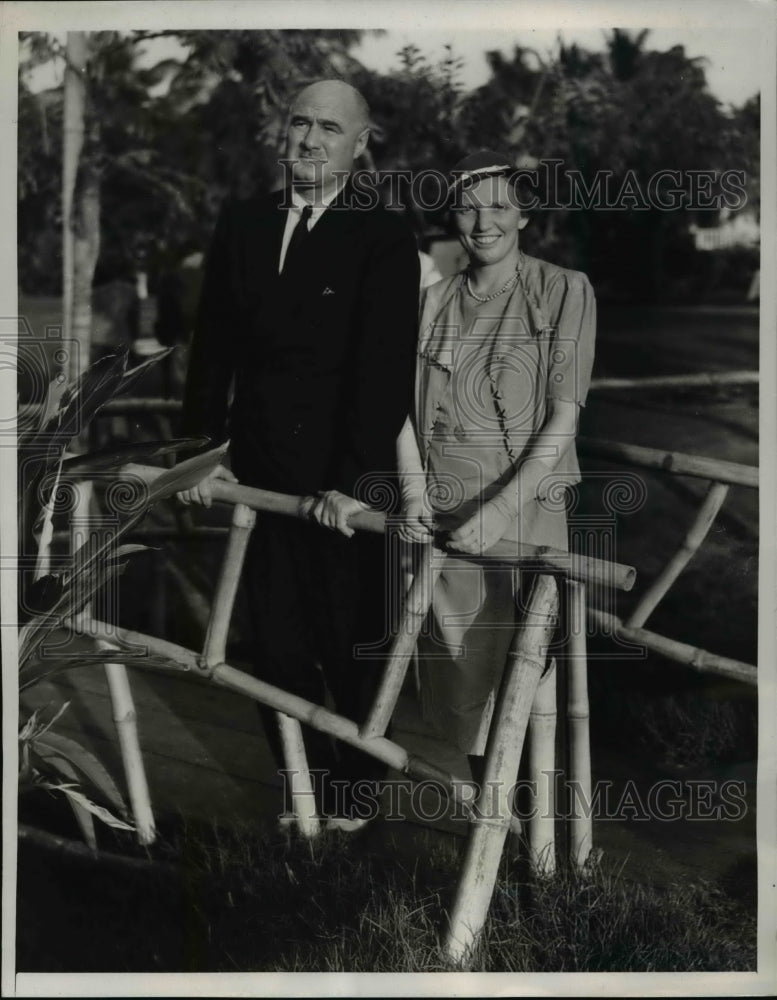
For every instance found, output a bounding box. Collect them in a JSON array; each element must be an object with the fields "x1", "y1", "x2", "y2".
[
  {"x1": 71, "y1": 394, "x2": 757, "y2": 964},
  {"x1": 68, "y1": 462, "x2": 636, "y2": 967},
  {"x1": 575, "y1": 437, "x2": 758, "y2": 684},
  {"x1": 578, "y1": 437, "x2": 758, "y2": 488},
  {"x1": 589, "y1": 370, "x2": 758, "y2": 391},
  {"x1": 81, "y1": 367, "x2": 757, "y2": 421}
]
